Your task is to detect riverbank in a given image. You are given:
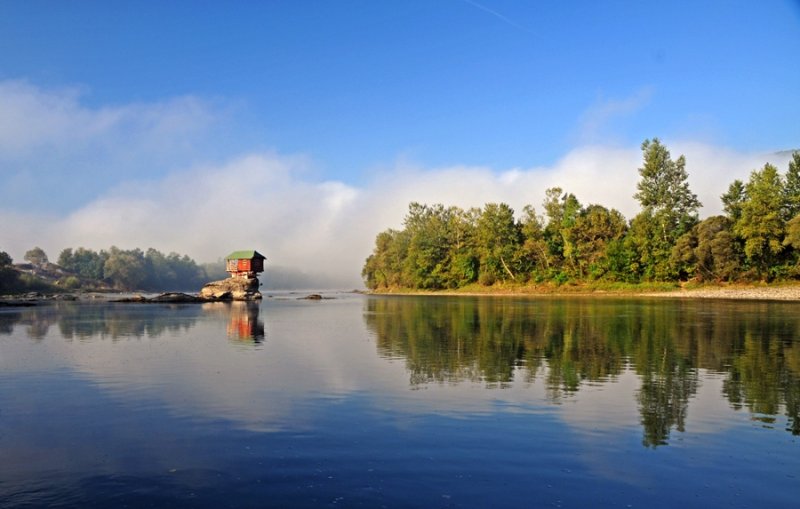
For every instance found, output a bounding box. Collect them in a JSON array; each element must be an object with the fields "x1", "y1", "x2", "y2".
[{"x1": 369, "y1": 282, "x2": 800, "y2": 301}]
